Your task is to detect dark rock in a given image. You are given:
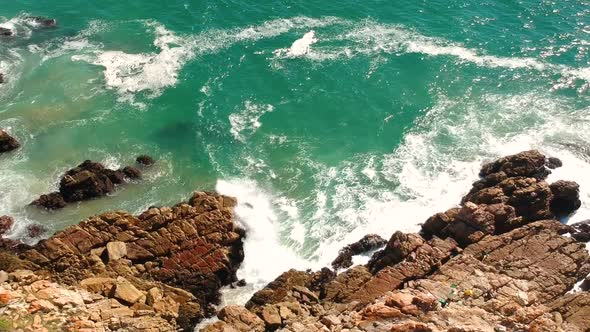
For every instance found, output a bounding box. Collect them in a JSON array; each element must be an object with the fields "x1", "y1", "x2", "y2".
[
  {"x1": 26, "y1": 16, "x2": 57, "y2": 27},
  {"x1": 549, "y1": 180, "x2": 582, "y2": 217},
  {"x1": 26, "y1": 224, "x2": 47, "y2": 238},
  {"x1": 136, "y1": 155, "x2": 155, "y2": 167},
  {"x1": 479, "y1": 150, "x2": 549, "y2": 179},
  {"x1": 332, "y1": 234, "x2": 387, "y2": 270},
  {"x1": 236, "y1": 279, "x2": 246, "y2": 287},
  {"x1": 0, "y1": 130, "x2": 20, "y2": 153},
  {"x1": 0, "y1": 28, "x2": 12, "y2": 36},
  {"x1": 31, "y1": 192, "x2": 66, "y2": 210},
  {"x1": 546, "y1": 157, "x2": 563, "y2": 169},
  {"x1": 368, "y1": 232, "x2": 425, "y2": 274},
  {"x1": 0, "y1": 73, "x2": 4, "y2": 83},
  {"x1": 122, "y1": 166, "x2": 141, "y2": 179},
  {"x1": 570, "y1": 220, "x2": 590, "y2": 243},
  {"x1": 0, "y1": 216, "x2": 14, "y2": 236}
]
